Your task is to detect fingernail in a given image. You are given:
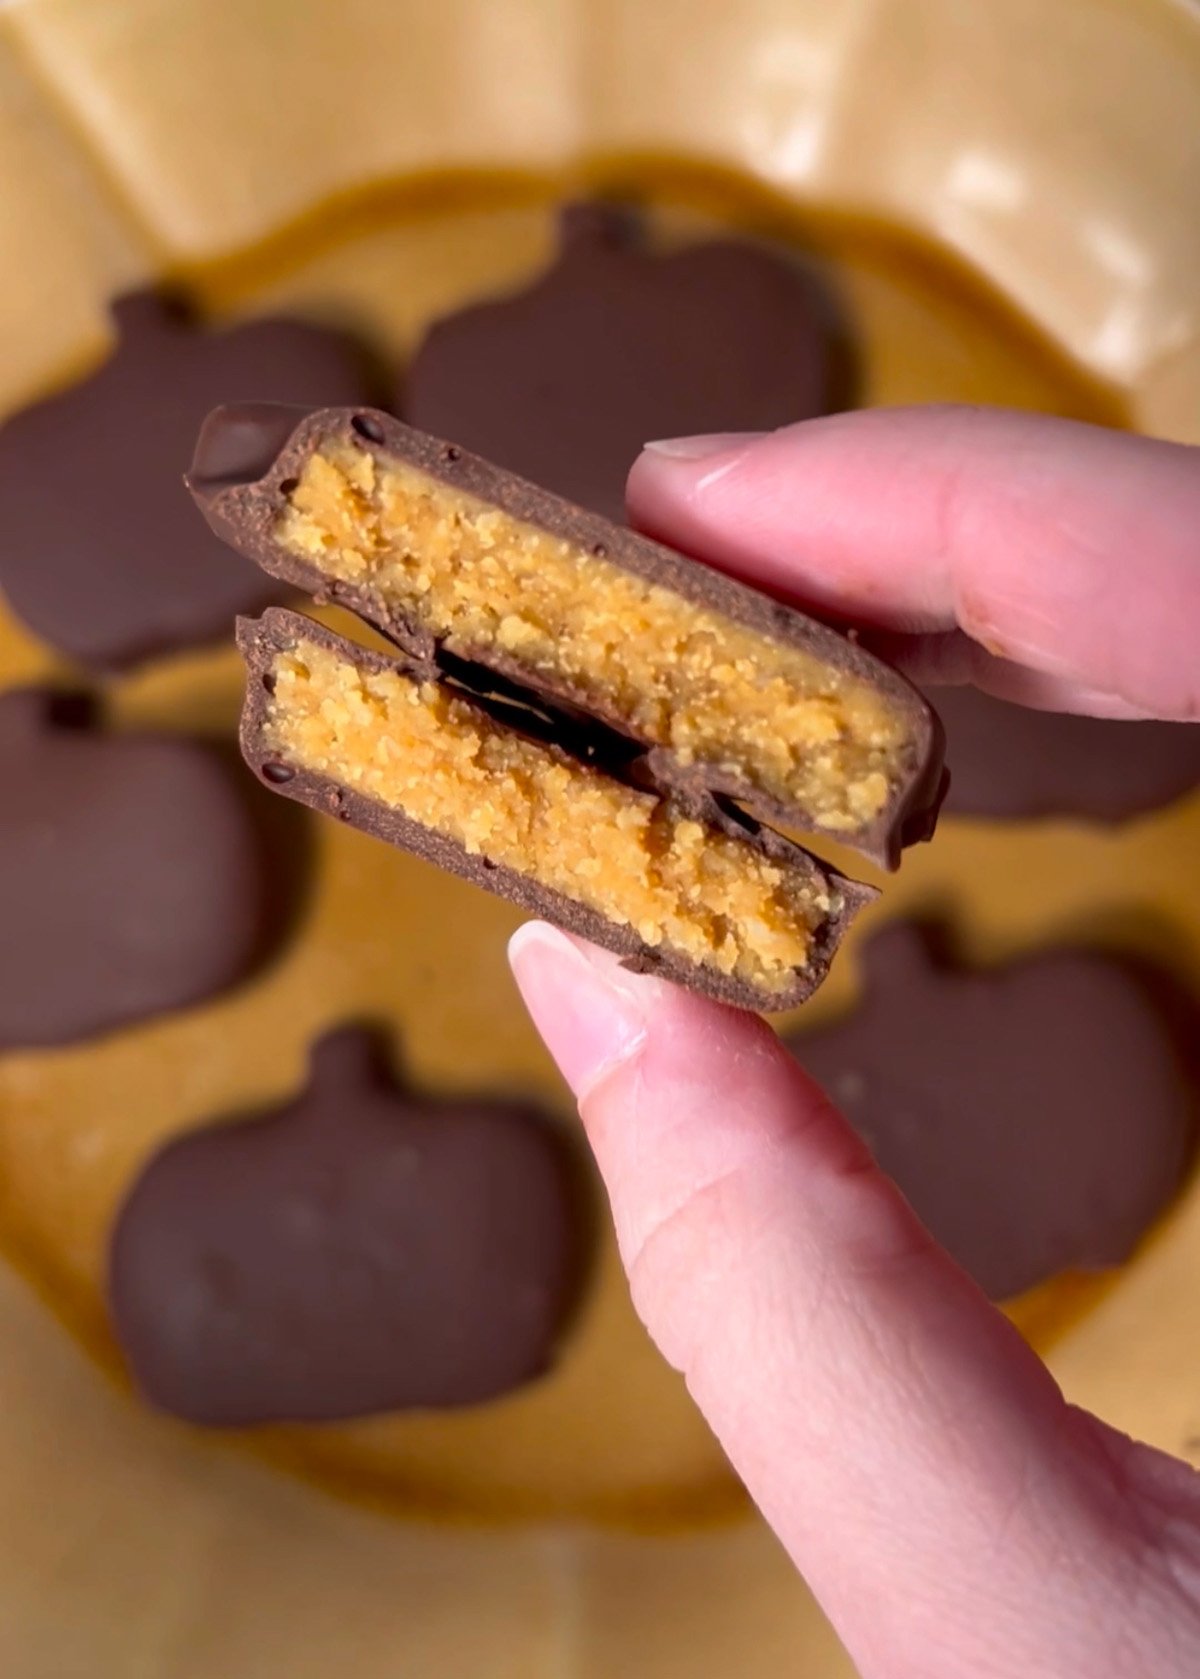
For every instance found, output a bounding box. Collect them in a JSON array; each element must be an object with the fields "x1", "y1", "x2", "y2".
[
  {"x1": 508, "y1": 923, "x2": 649, "y2": 1099},
  {"x1": 641, "y1": 431, "x2": 766, "y2": 461}
]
